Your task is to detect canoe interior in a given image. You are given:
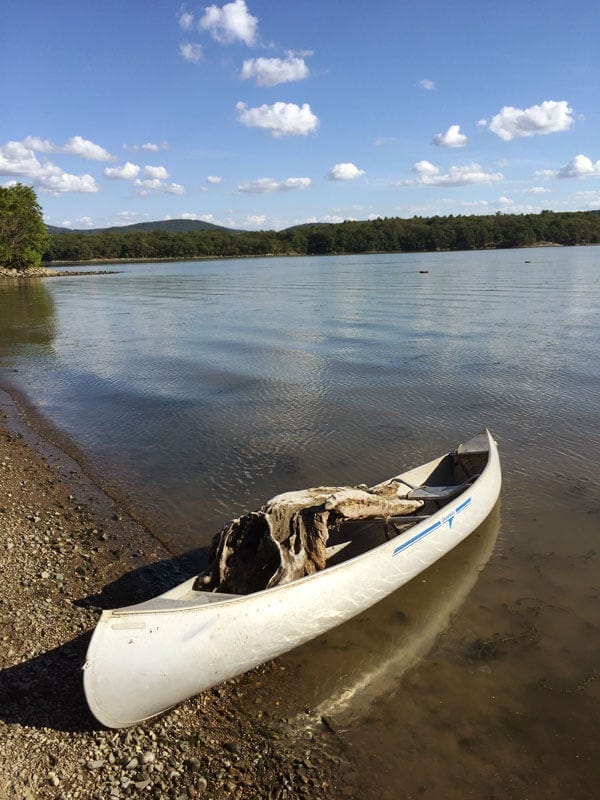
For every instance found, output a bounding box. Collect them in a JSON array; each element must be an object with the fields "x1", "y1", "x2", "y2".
[
  {"x1": 326, "y1": 433, "x2": 490, "y2": 566},
  {"x1": 114, "y1": 432, "x2": 492, "y2": 614},
  {"x1": 194, "y1": 431, "x2": 489, "y2": 598}
]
